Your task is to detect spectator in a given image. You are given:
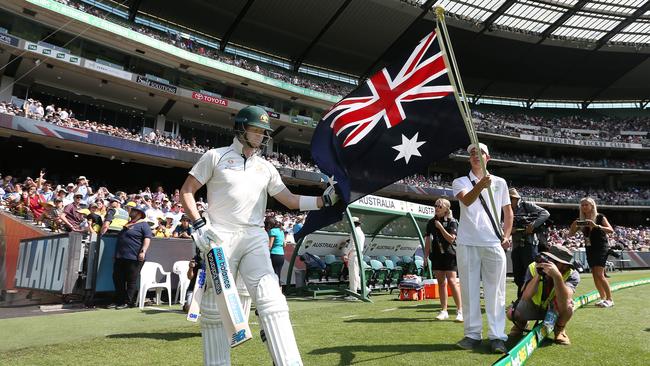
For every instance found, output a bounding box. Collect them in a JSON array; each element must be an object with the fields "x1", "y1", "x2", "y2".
[
  {"x1": 172, "y1": 215, "x2": 193, "y2": 238},
  {"x1": 266, "y1": 217, "x2": 285, "y2": 286},
  {"x1": 25, "y1": 184, "x2": 47, "y2": 224},
  {"x1": 145, "y1": 198, "x2": 164, "y2": 223},
  {"x1": 86, "y1": 202, "x2": 103, "y2": 234},
  {"x1": 63, "y1": 193, "x2": 86, "y2": 231}
]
